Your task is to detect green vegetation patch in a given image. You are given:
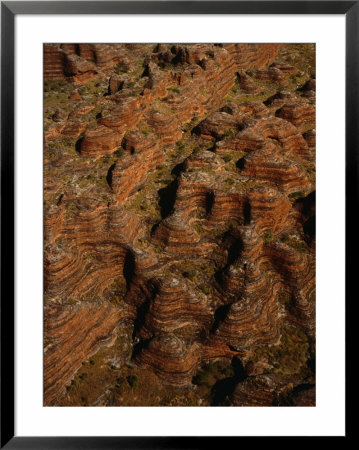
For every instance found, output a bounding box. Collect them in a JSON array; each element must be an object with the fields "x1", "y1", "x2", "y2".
[
  {"x1": 193, "y1": 360, "x2": 234, "y2": 389},
  {"x1": 277, "y1": 289, "x2": 292, "y2": 305},
  {"x1": 262, "y1": 231, "x2": 274, "y2": 243},
  {"x1": 250, "y1": 326, "x2": 309, "y2": 376},
  {"x1": 281, "y1": 234, "x2": 309, "y2": 254},
  {"x1": 288, "y1": 191, "x2": 306, "y2": 202},
  {"x1": 78, "y1": 80, "x2": 106, "y2": 98}
]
